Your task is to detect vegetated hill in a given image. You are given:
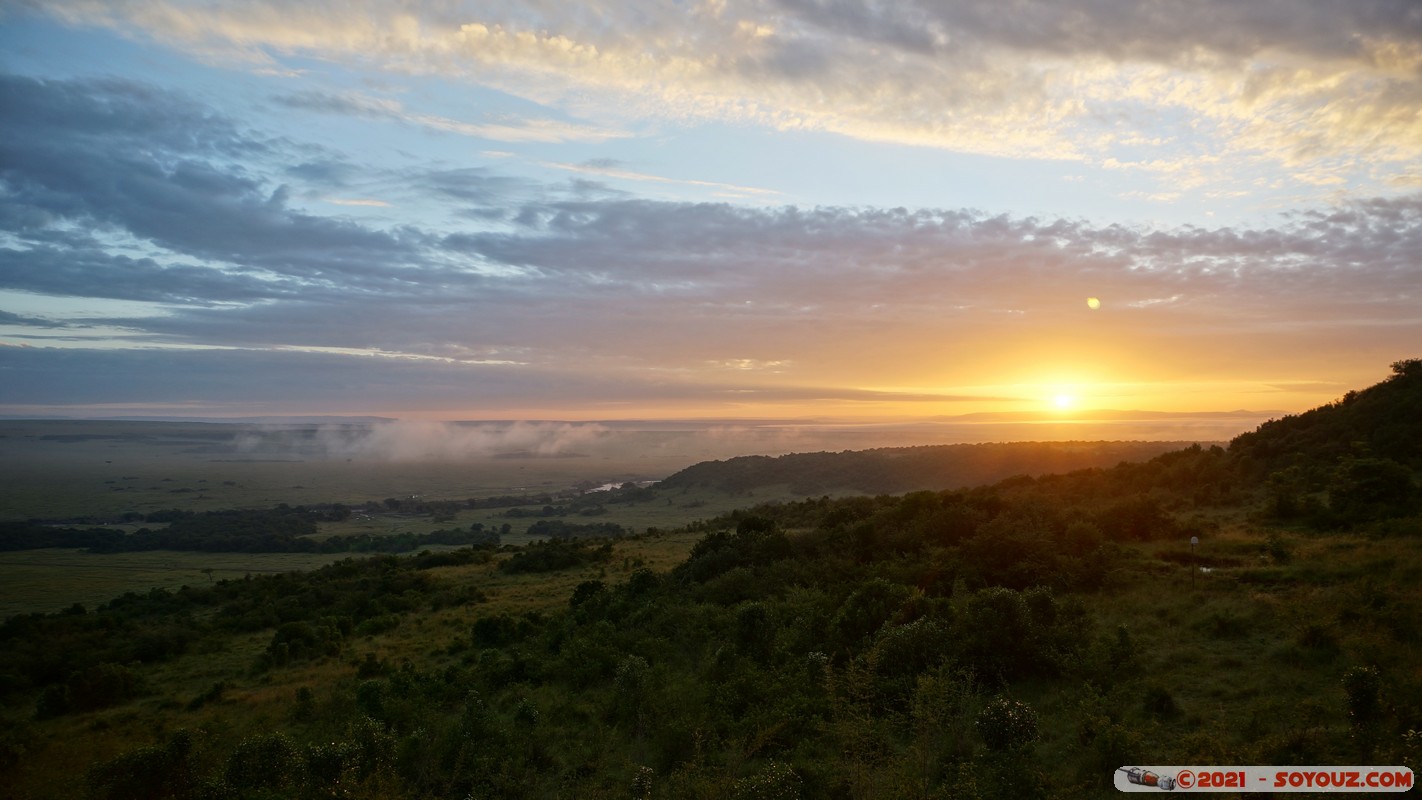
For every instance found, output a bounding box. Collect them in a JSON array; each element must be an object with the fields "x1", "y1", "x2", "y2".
[
  {"x1": 1230, "y1": 358, "x2": 1422, "y2": 471},
  {"x1": 659, "y1": 440, "x2": 1196, "y2": 495},
  {"x1": 1227, "y1": 359, "x2": 1422, "y2": 528}
]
